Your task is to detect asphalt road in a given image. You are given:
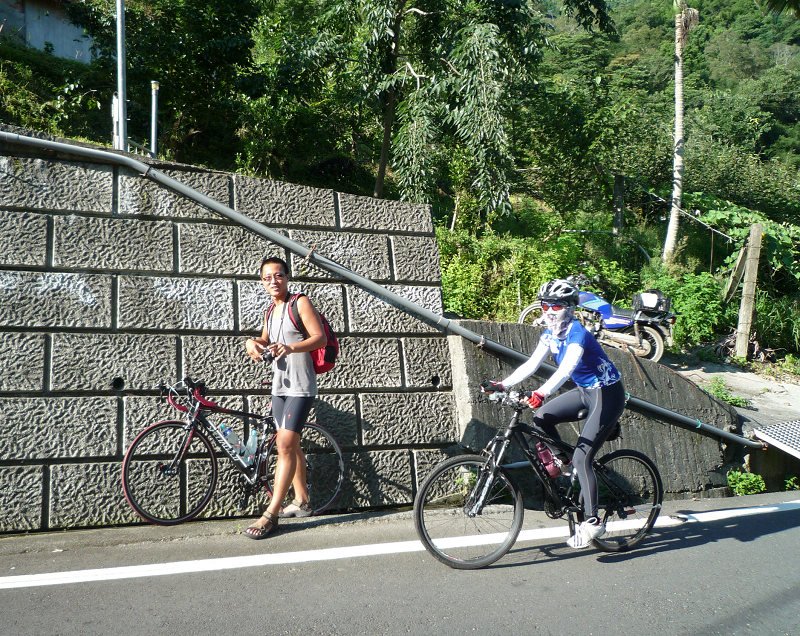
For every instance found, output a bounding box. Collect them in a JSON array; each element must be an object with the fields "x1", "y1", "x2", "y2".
[{"x1": 1, "y1": 491, "x2": 799, "y2": 636}]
